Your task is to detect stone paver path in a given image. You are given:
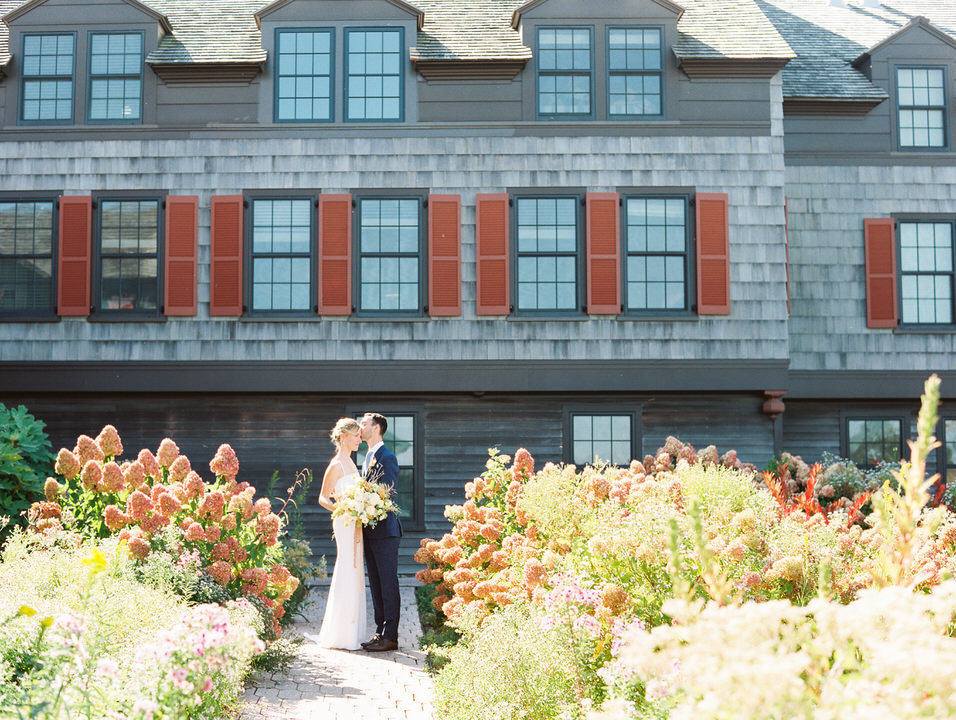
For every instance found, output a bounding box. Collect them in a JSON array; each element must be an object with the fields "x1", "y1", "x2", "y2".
[{"x1": 240, "y1": 577, "x2": 437, "y2": 720}]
